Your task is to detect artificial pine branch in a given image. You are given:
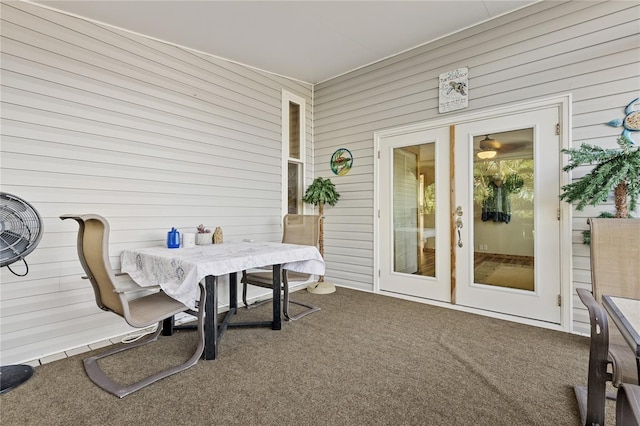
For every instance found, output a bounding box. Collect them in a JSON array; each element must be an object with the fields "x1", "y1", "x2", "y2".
[{"x1": 560, "y1": 136, "x2": 640, "y2": 216}]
